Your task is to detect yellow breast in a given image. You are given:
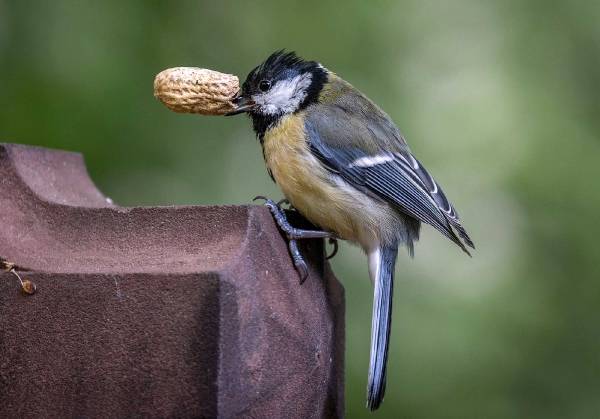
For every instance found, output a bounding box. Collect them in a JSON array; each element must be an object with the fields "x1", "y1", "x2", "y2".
[{"x1": 262, "y1": 114, "x2": 400, "y2": 249}]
